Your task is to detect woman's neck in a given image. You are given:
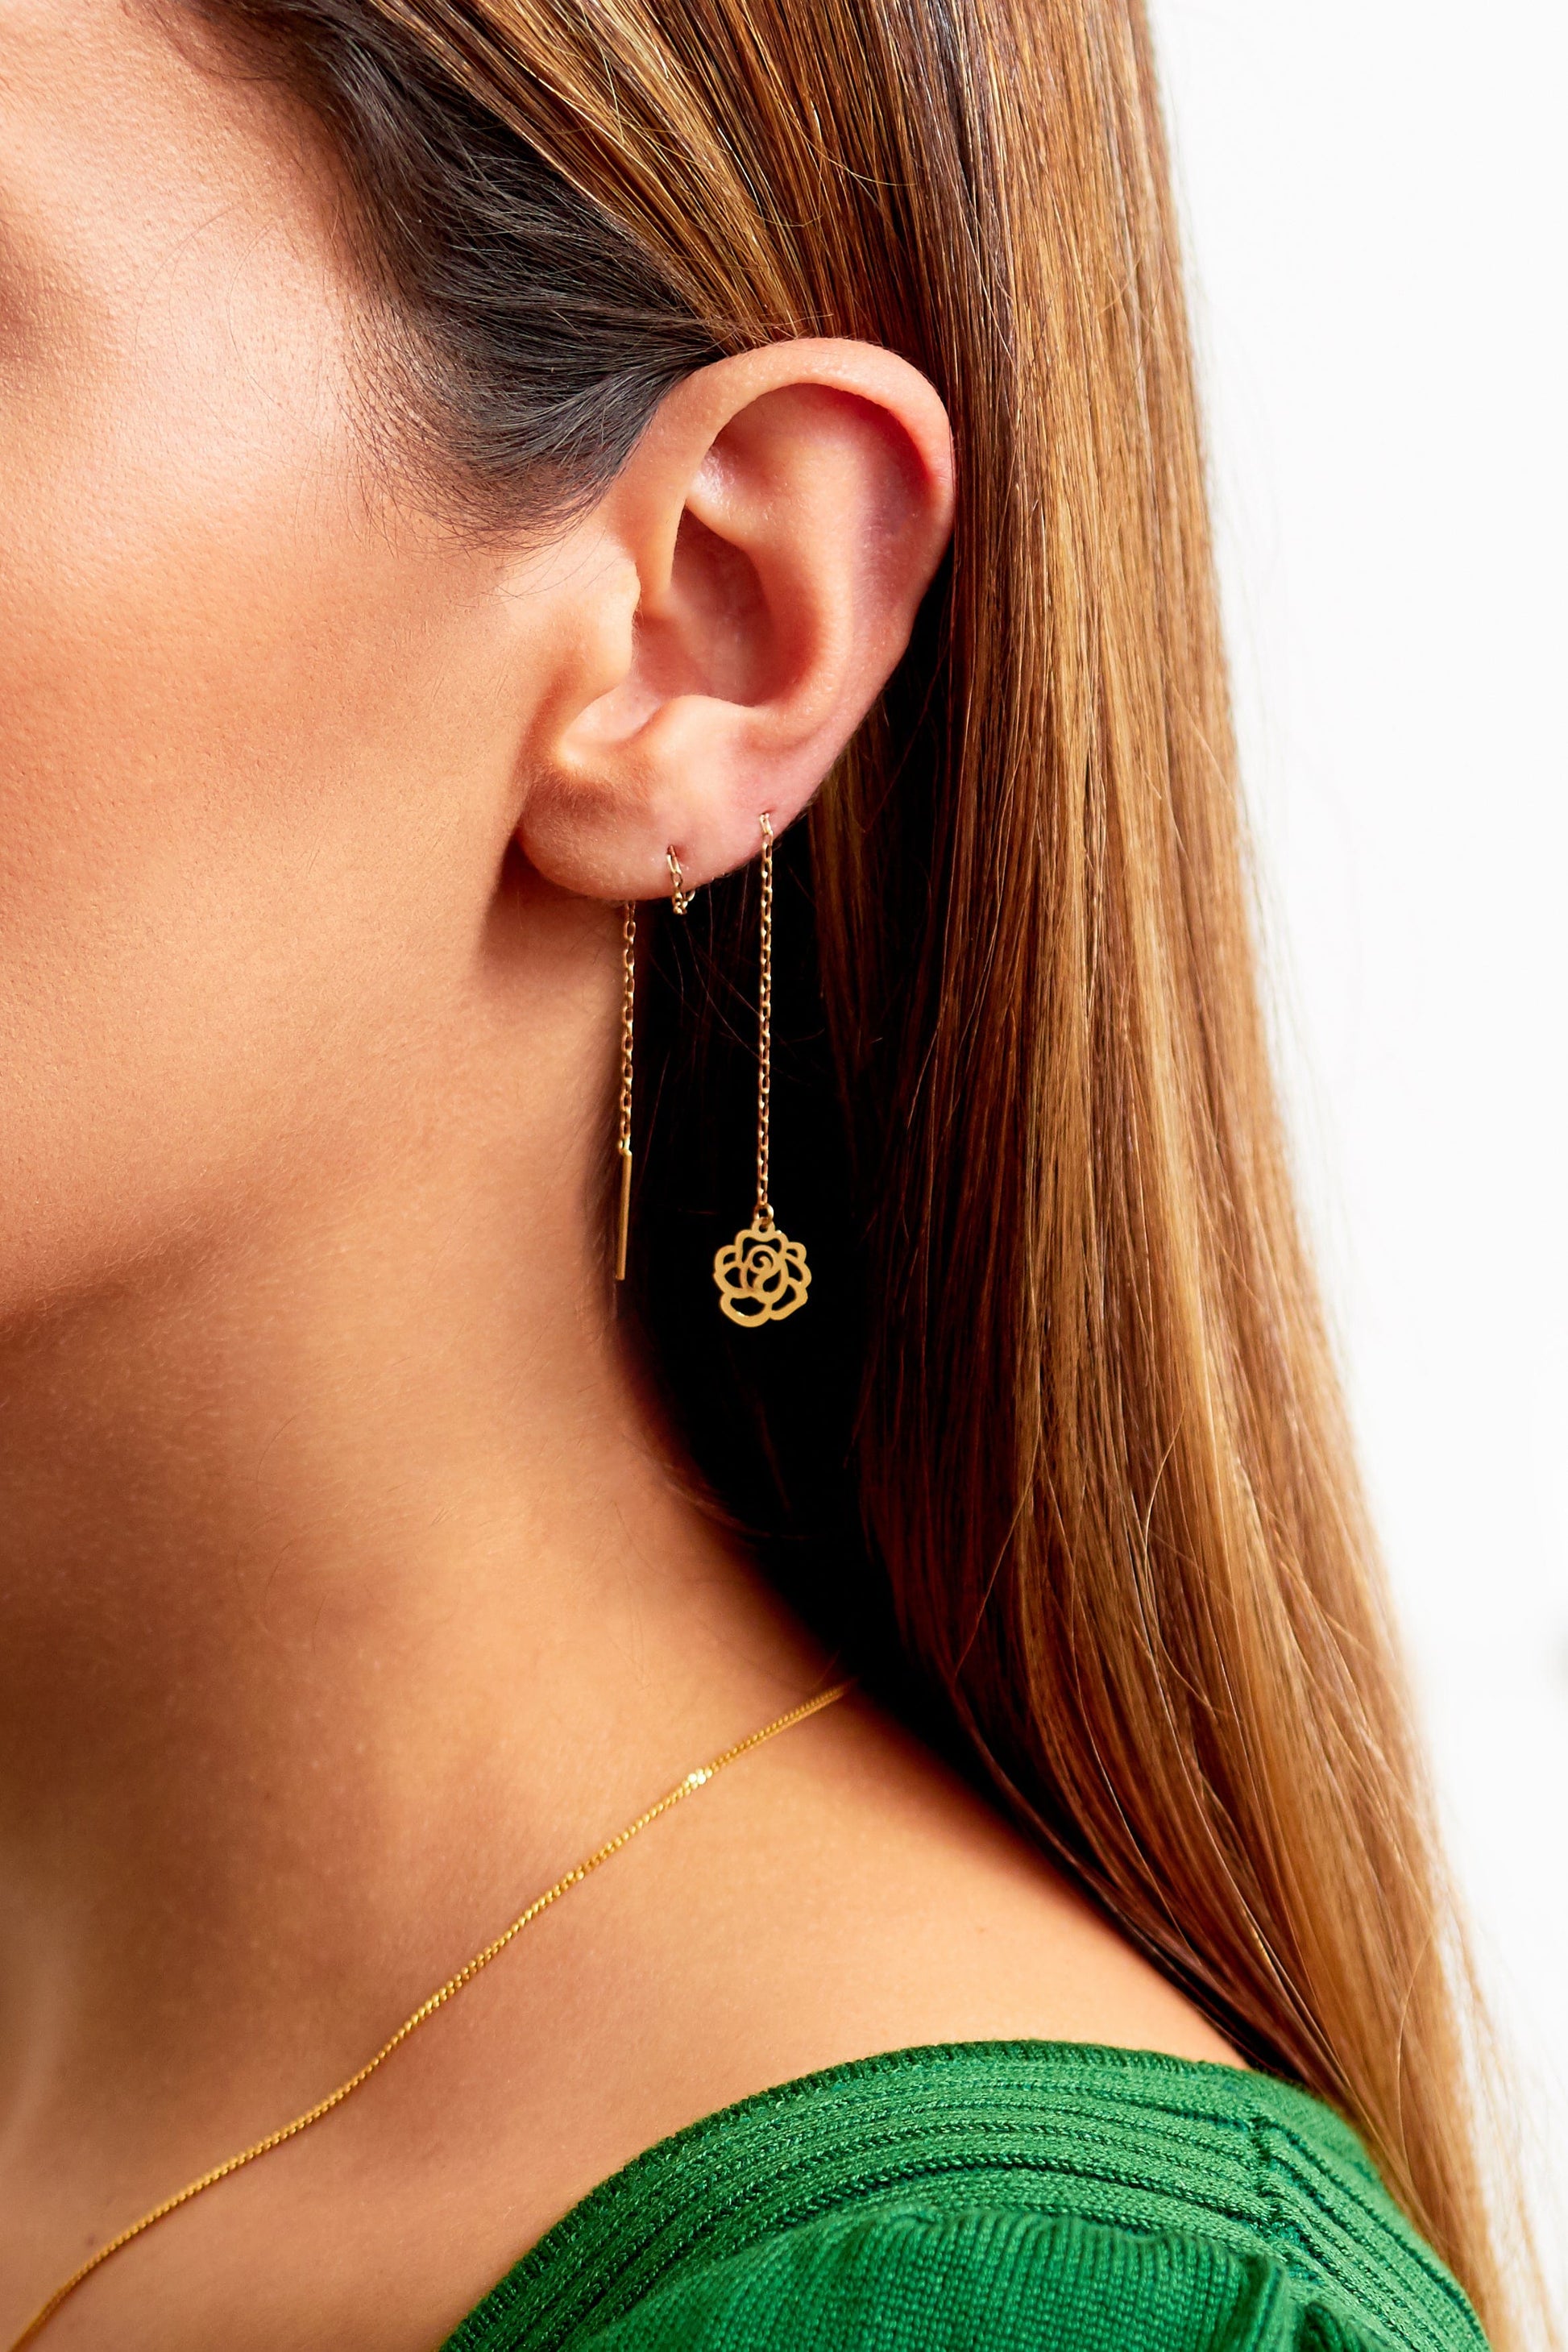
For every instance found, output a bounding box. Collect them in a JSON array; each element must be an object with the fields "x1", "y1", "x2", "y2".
[{"x1": 0, "y1": 1085, "x2": 822, "y2": 2195}]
